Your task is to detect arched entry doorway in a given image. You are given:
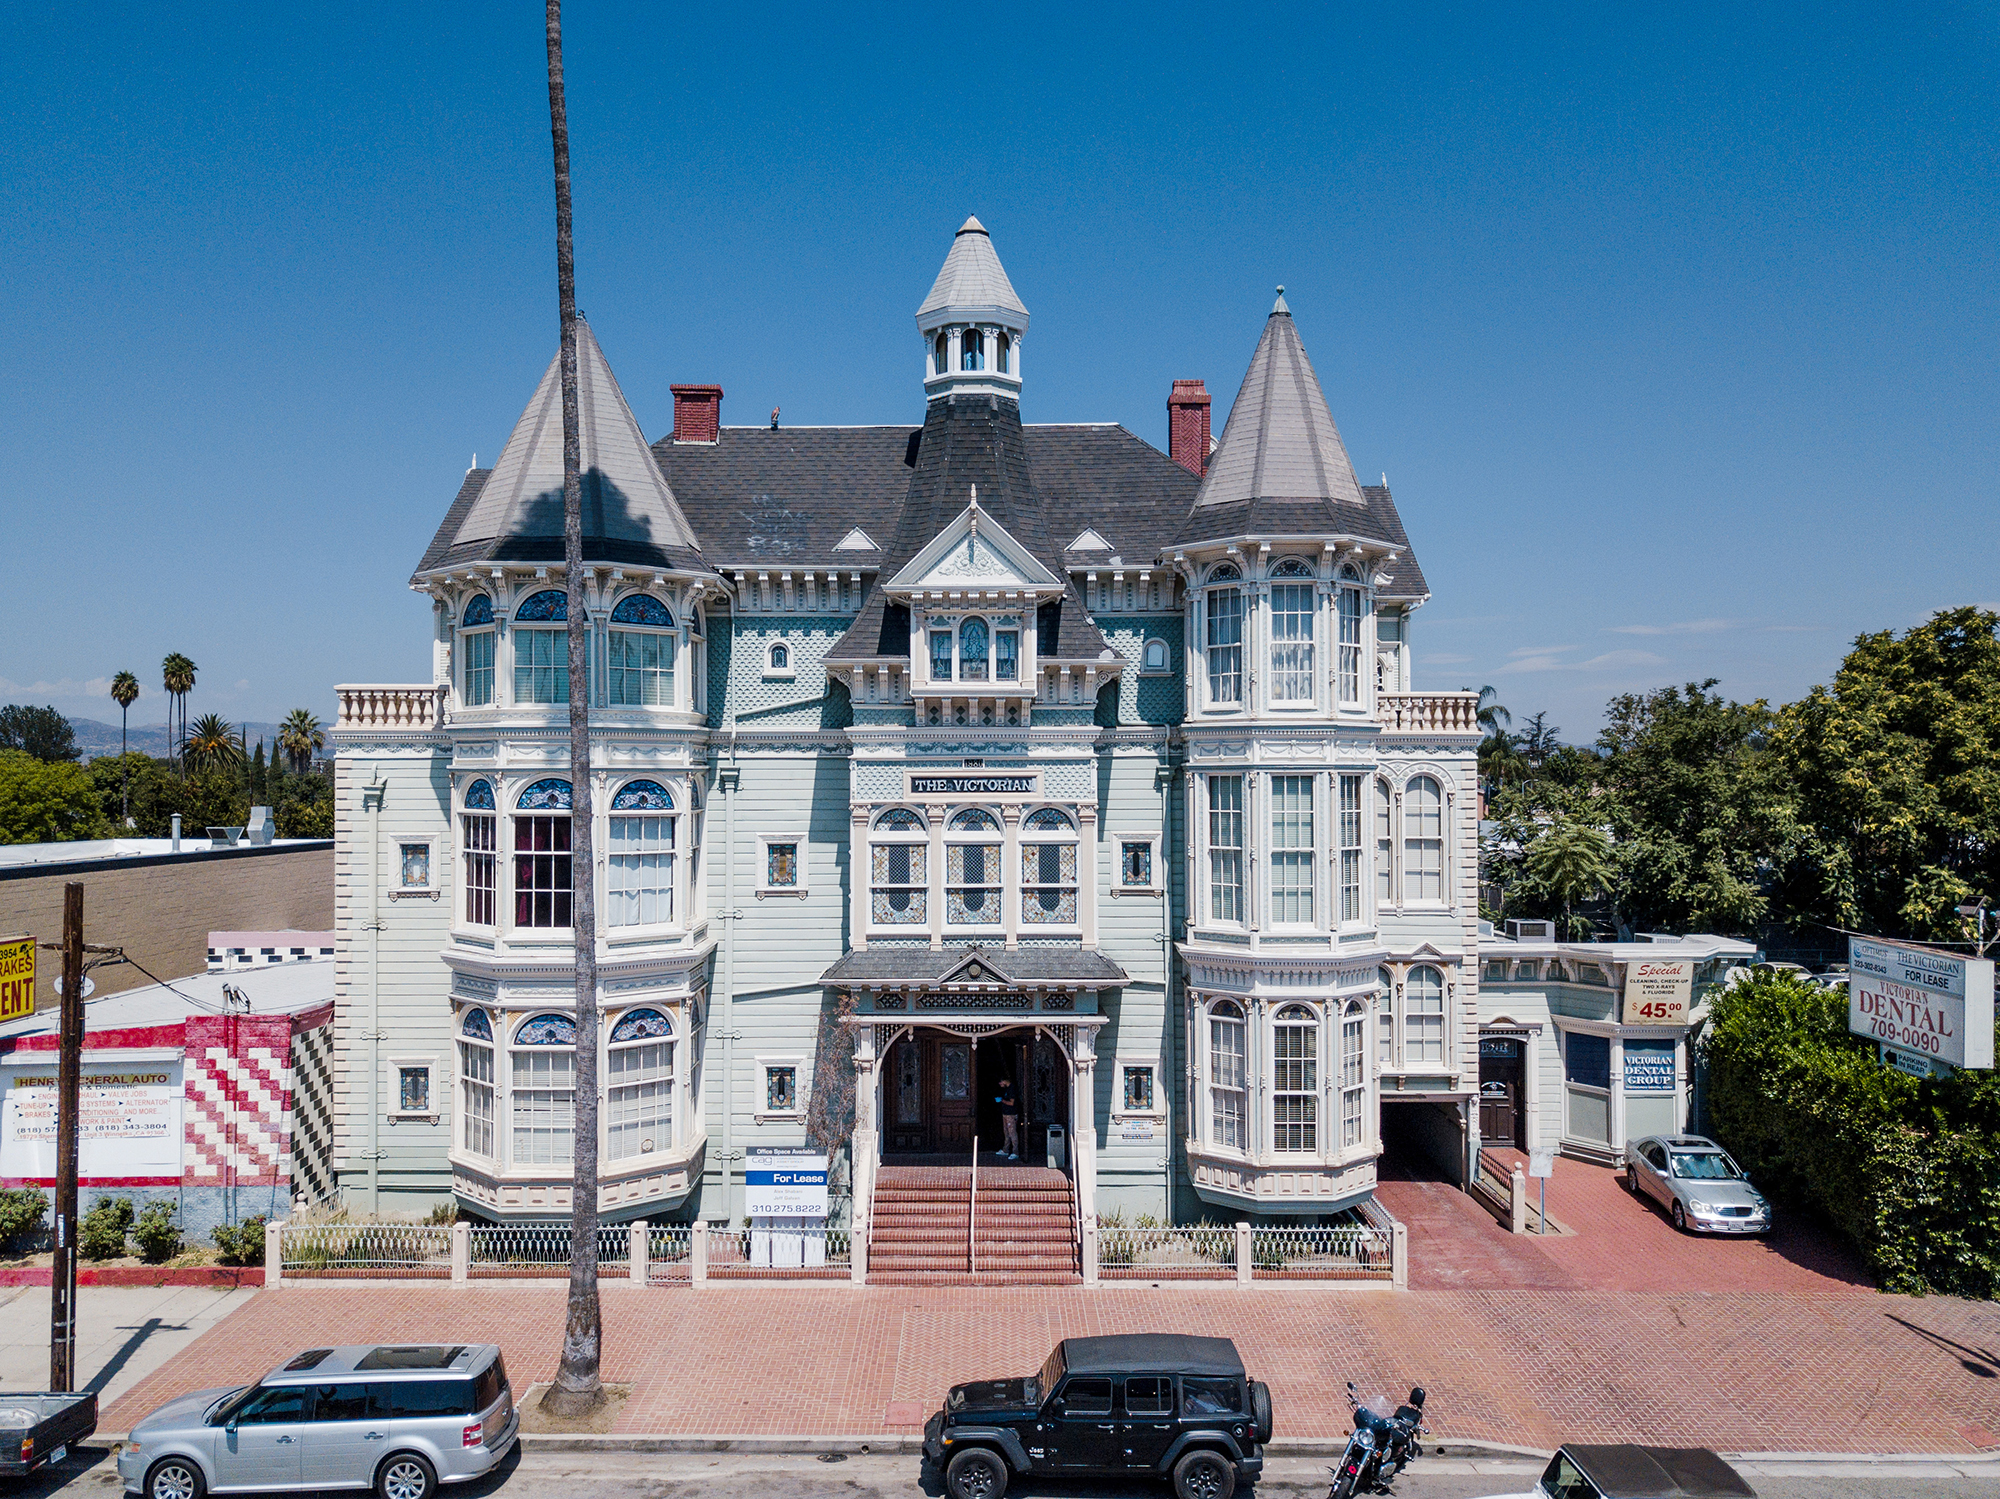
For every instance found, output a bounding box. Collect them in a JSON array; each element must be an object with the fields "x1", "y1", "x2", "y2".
[{"x1": 882, "y1": 1025, "x2": 1071, "y2": 1160}]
